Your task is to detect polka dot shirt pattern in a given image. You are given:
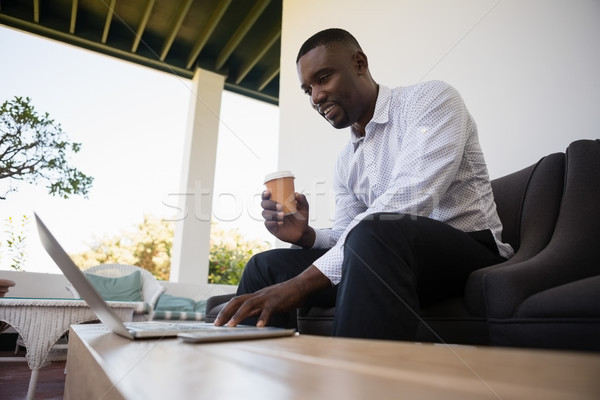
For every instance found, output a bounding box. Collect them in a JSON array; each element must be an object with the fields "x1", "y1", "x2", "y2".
[{"x1": 312, "y1": 81, "x2": 514, "y2": 284}]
